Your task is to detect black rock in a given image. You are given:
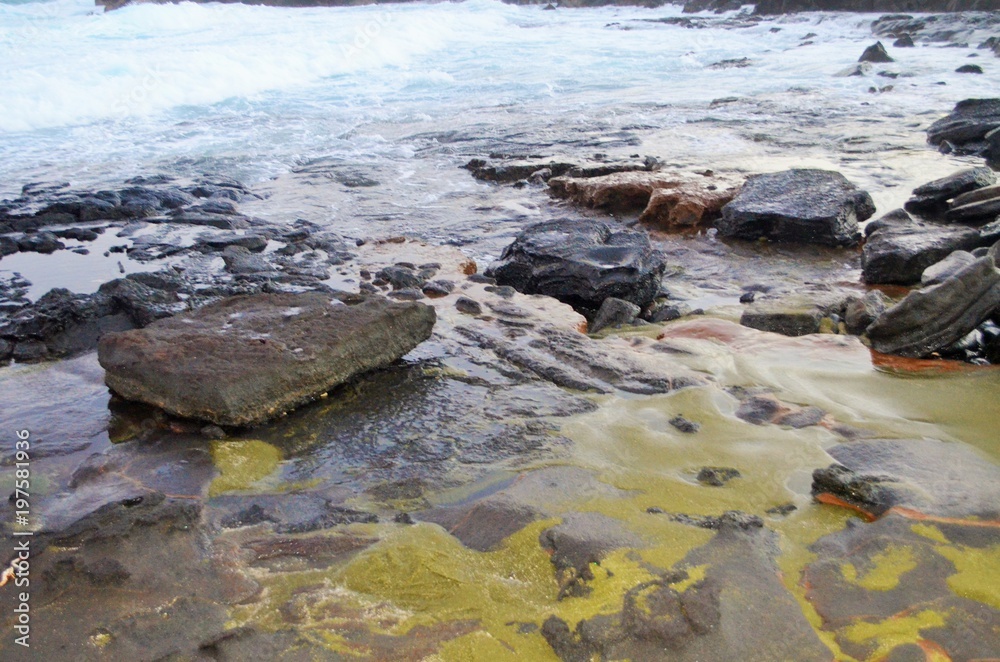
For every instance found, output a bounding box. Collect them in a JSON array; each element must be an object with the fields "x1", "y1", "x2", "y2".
[
  {"x1": 696, "y1": 467, "x2": 741, "y2": 487},
  {"x1": 669, "y1": 415, "x2": 701, "y2": 433},
  {"x1": 197, "y1": 233, "x2": 268, "y2": 253},
  {"x1": 717, "y1": 169, "x2": 874, "y2": 247},
  {"x1": 376, "y1": 264, "x2": 428, "y2": 290},
  {"x1": 17, "y1": 231, "x2": 65, "y2": 254},
  {"x1": 956, "y1": 64, "x2": 984, "y2": 74},
  {"x1": 455, "y1": 296, "x2": 483, "y2": 315},
  {"x1": 946, "y1": 194, "x2": 1000, "y2": 223},
  {"x1": 650, "y1": 305, "x2": 683, "y2": 323},
  {"x1": 859, "y1": 41, "x2": 894, "y2": 63},
  {"x1": 589, "y1": 297, "x2": 640, "y2": 333},
  {"x1": 927, "y1": 98, "x2": 1000, "y2": 153},
  {"x1": 0, "y1": 235, "x2": 20, "y2": 256},
  {"x1": 893, "y1": 33, "x2": 915, "y2": 47},
  {"x1": 59, "y1": 227, "x2": 102, "y2": 242},
  {"x1": 486, "y1": 218, "x2": 666, "y2": 312},
  {"x1": 904, "y1": 167, "x2": 996, "y2": 214},
  {"x1": 844, "y1": 290, "x2": 890, "y2": 334},
  {"x1": 861, "y1": 210, "x2": 984, "y2": 285},
  {"x1": 422, "y1": 279, "x2": 455, "y2": 297},
  {"x1": 867, "y1": 246, "x2": 1000, "y2": 357},
  {"x1": 985, "y1": 127, "x2": 1000, "y2": 164}
]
